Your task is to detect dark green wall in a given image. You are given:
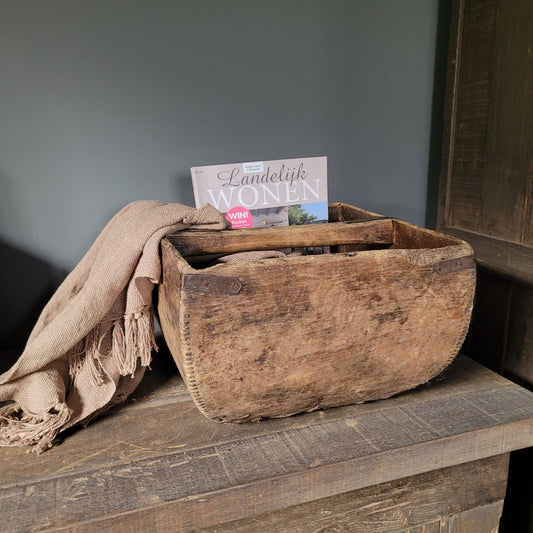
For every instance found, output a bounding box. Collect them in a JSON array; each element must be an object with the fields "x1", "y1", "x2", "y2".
[{"x1": 0, "y1": 0, "x2": 442, "y2": 348}]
